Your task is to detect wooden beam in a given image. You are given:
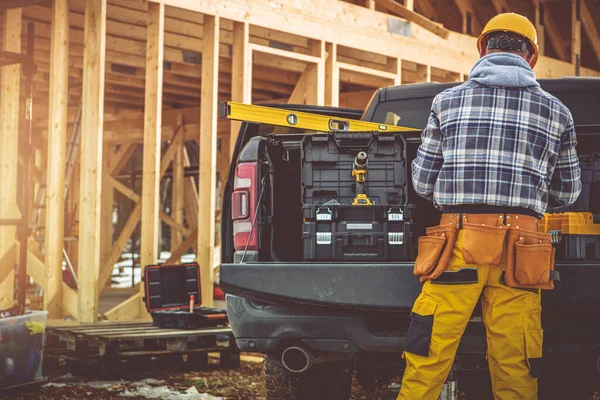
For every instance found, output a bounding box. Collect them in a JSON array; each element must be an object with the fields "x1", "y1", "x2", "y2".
[
  {"x1": 454, "y1": 0, "x2": 483, "y2": 35},
  {"x1": 0, "y1": 244, "x2": 16, "y2": 290},
  {"x1": 415, "y1": 0, "x2": 439, "y2": 22},
  {"x1": 306, "y1": 41, "x2": 325, "y2": 106},
  {"x1": 107, "y1": 174, "x2": 140, "y2": 203},
  {"x1": 198, "y1": 15, "x2": 219, "y2": 307},
  {"x1": 374, "y1": 0, "x2": 449, "y2": 38},
  {"x1": 183, "y1": 146, "x2": 198, "y2": 232},
  {"x1": 104, "y1": 293, "x2": 141, "y2": 321},
  {"x1": 140, "y1": 2, "x2": 165, "y2": 319},
  {"x1": 404, "y1": 0, "x2": 414, "y2": 11},
  {"x1": 171, "y1": 123, "x2": 185, "y2": 252},
  {"x1": 250, "y1": 43, "x2": 323, "y2": 64},
  {"x1": 160, "y1": 211, "x2": 192, "y2": 237},
  {"x1": 571, "y1": 0, "x2": 581, "y2": 75},
  {"x1": 325, "y1": 43, "x2": 339, "y2": 107},
  {"x1": 61, "y1": 283, "x2": 78, "y2": 318},
  {"x1": 100, "y1": 147, "x2": 115, "y2": 291},
  {"x1": 99, "y1": 202, "x2": 141, "y2": 290},
  {"x1": 166, "y1": 229, "x2": 198, "y2": 264},
  {"x1": 365, "y1": 0, "x2": 375, "y2": 10},
  {"x1": 491, "y1": 0, "x2": 509, "y2": 14},
  {"x1": 580, "y1": 0, "x2": 600, "y2": 66},
  {"x1": 78, "y1": 0, "x2": 106, "y2": 324},
  {"x1": 533, "y1": 0, "x2": 545, "y2": 56},
  {"x1": 44, "y1": 0, "x2": 69, "y2": 318},
  {"x1": 288, "y1": 65, "x2": 310, "y2": 104},
  {"x1": 0, "y1": 8, "x2": 22, "y2": 310},
  {"x1": 544, "y1": 4, "x2": 569, "y2": 62},
  {"x1": 230, "y1": 21, "x2": 251, "y2": 158}
]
